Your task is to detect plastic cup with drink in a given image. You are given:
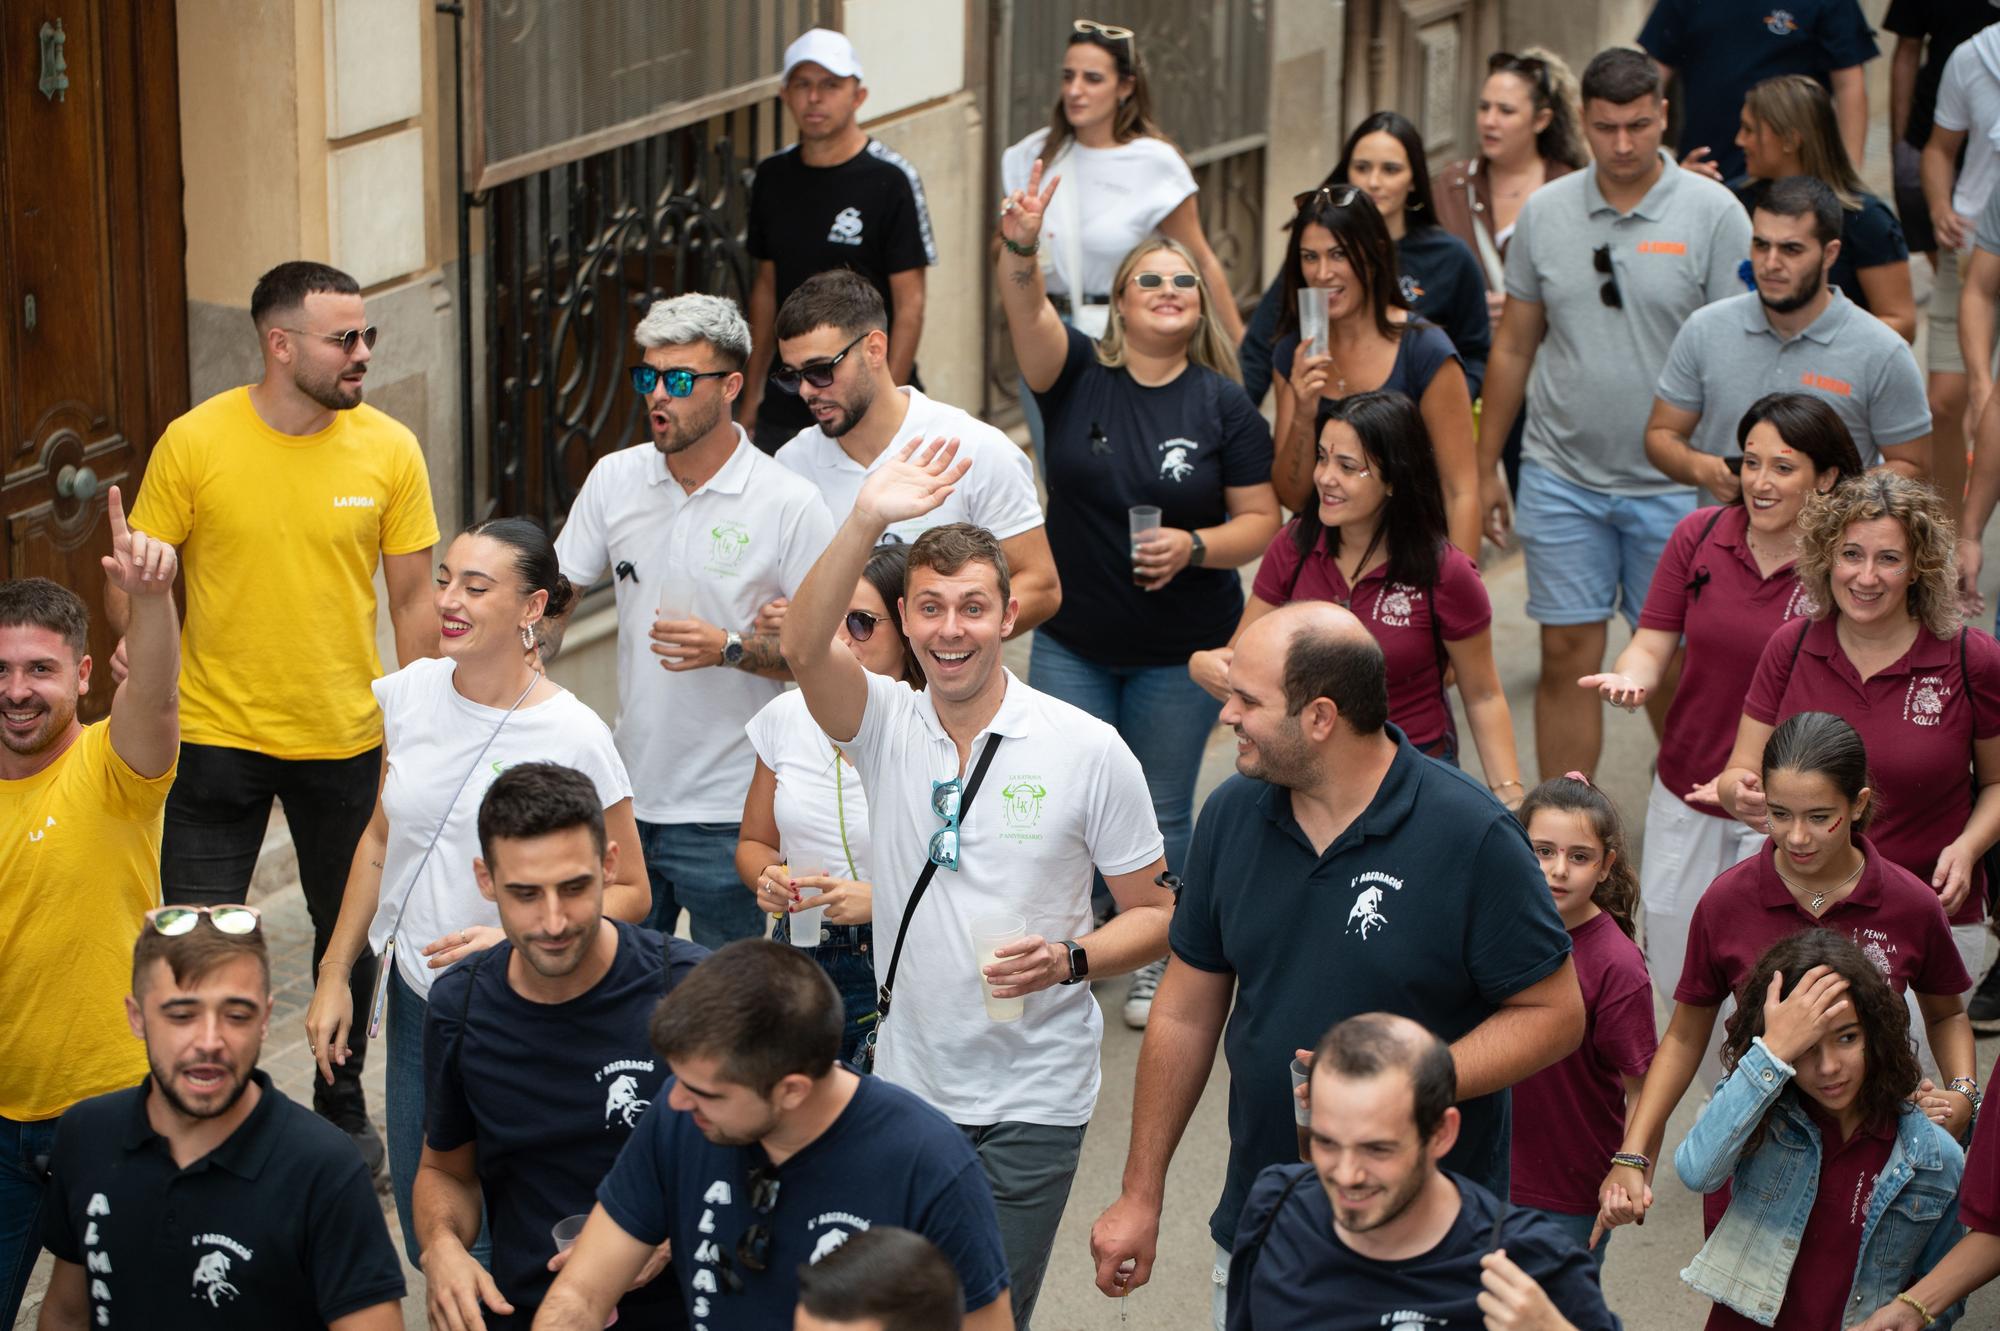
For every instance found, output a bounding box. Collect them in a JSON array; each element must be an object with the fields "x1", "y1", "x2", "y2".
[
  {"x1": 968, "y1": 911, "x2": 1028, "y2": 1022},
  {"x1": 785, "y1": 859, "x2": 826, "y2": 952},
  {"x1": 1297, "y1": 287, "x2": 1331, "y2": 359},
  {"x1": 1128, "y1": 506, "x2": 1162, "y2": 587}
]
